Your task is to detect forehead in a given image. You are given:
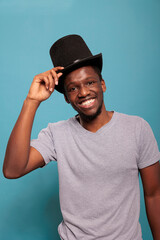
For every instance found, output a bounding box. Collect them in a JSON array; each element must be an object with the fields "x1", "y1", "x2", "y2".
[{"x1": 64, "y1": 66, "x2": 99, "y2": 86}]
